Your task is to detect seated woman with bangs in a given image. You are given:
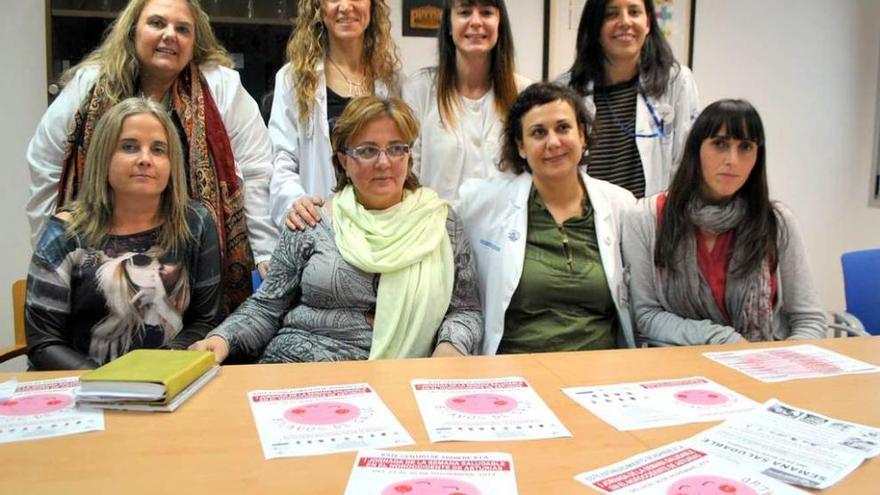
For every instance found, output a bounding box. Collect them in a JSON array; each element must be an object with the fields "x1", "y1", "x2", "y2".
[{"x1": 623, "y1": 99, "x2": 826, "y2": 345}]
